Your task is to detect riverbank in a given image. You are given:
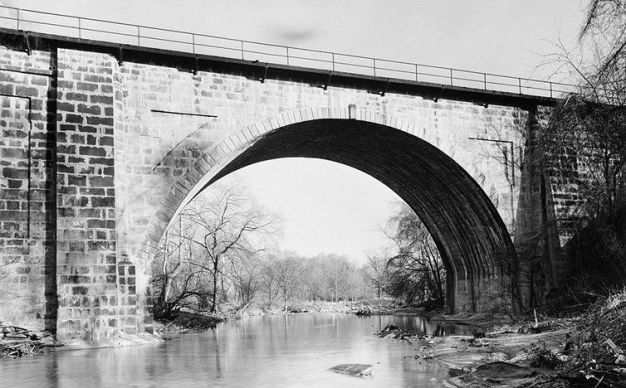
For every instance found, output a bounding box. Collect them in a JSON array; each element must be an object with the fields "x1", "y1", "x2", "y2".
[
  {"x1": 154, "y1": 311, "x2": 225, "y2": 337},
  {"x1": 151, "y1": 298, "x2": 402, "y2": 338},
  {"x1": 196, "y1": 298, "x2": 401, "y2": 317},
  {"x1": 378, "y1": 320, "x2": 573, "y2": 386},
  {"x1": 299, "y1": 298, "x2": 401, "y2": 315},
  {"x1": 0, "y1": 325, "x2": 59, "y2": 358},
  {"x1": 377, "y1": 292, "x2": 626, "y2": 387}
]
